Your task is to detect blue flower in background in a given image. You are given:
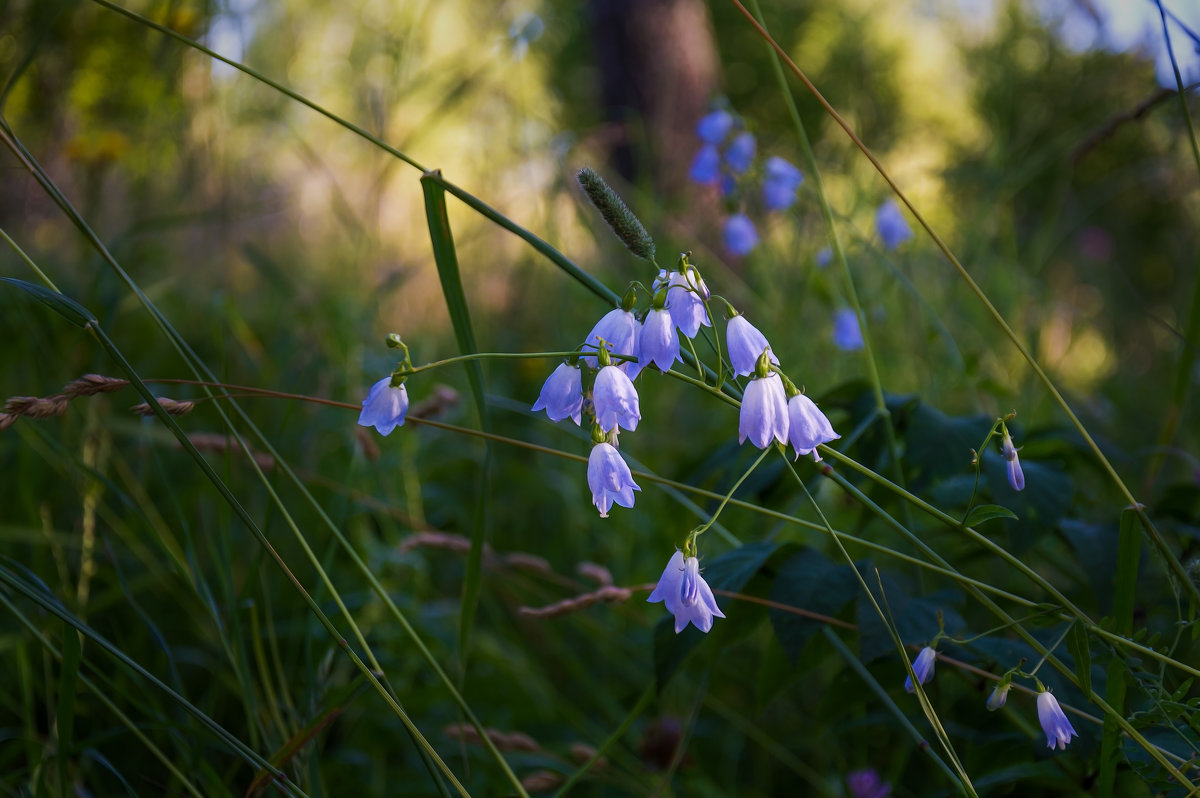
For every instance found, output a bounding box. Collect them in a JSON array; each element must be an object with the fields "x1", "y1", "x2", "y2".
[
  {"x1": 815, "y1": 247, "x2": 832, "y2": 268},
  {"x1": 358, "y1": 377, "x2": 408, "y2": 436},
  {"x1": 723, "y1": 213, "x2": 759, "y2": 256},
  {"x1": 724, "y1": 132, "x2": 756, "y2": 174},
  {"x1": 847, "y1": 769, "x2": 892, "y2": 798},
  {"x1": 1037, "y1": 690, "x2": 1078, "y2": 750},
  {"x1": 688, "y1": 143, "x2": 721, "y2": 185},
  {"x1": 647, "y1": 550, "x2": 726, "y2": 633},
  {"x1": 832, "y1": 308, "x2": 865, "y2": 351},
  {"x1": 761, "y1": 156, "x2": 804, "y2": 210},
  {"x1": 875, "y1": 199, "x2": 913, "y2": 249},
  {"x1": 531, "y1": 362, "x2": 582, "y2": 425},
  {"x1": 587, "y1": 442, "x2": 640, "y2": 517},
  {"x1": 696, "y1": 110, "x2": 734, "y2": 144},
  {"x1": 904, "y1": 646, "x2": 937, "y2": 693}
]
